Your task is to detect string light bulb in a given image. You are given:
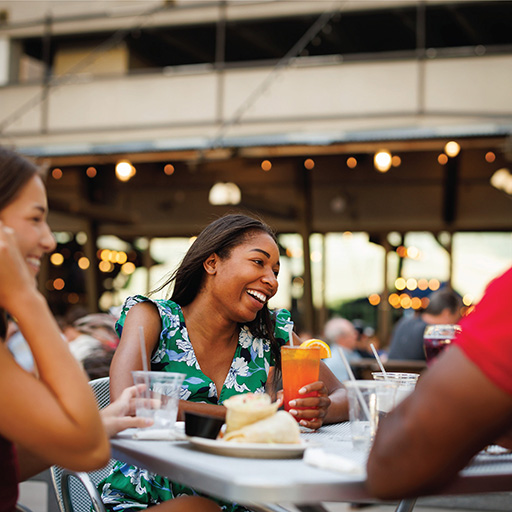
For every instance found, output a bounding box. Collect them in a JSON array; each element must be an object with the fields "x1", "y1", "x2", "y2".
[
  {"x1": 374, "y1": 150, "x2": 392, "y2": 172},
  {"x1": 444, "y1": 141, "x2": 460, "y2": 158},
  {"x1": 115, "y1": 160, "x2": 136, "y2": 182}
]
